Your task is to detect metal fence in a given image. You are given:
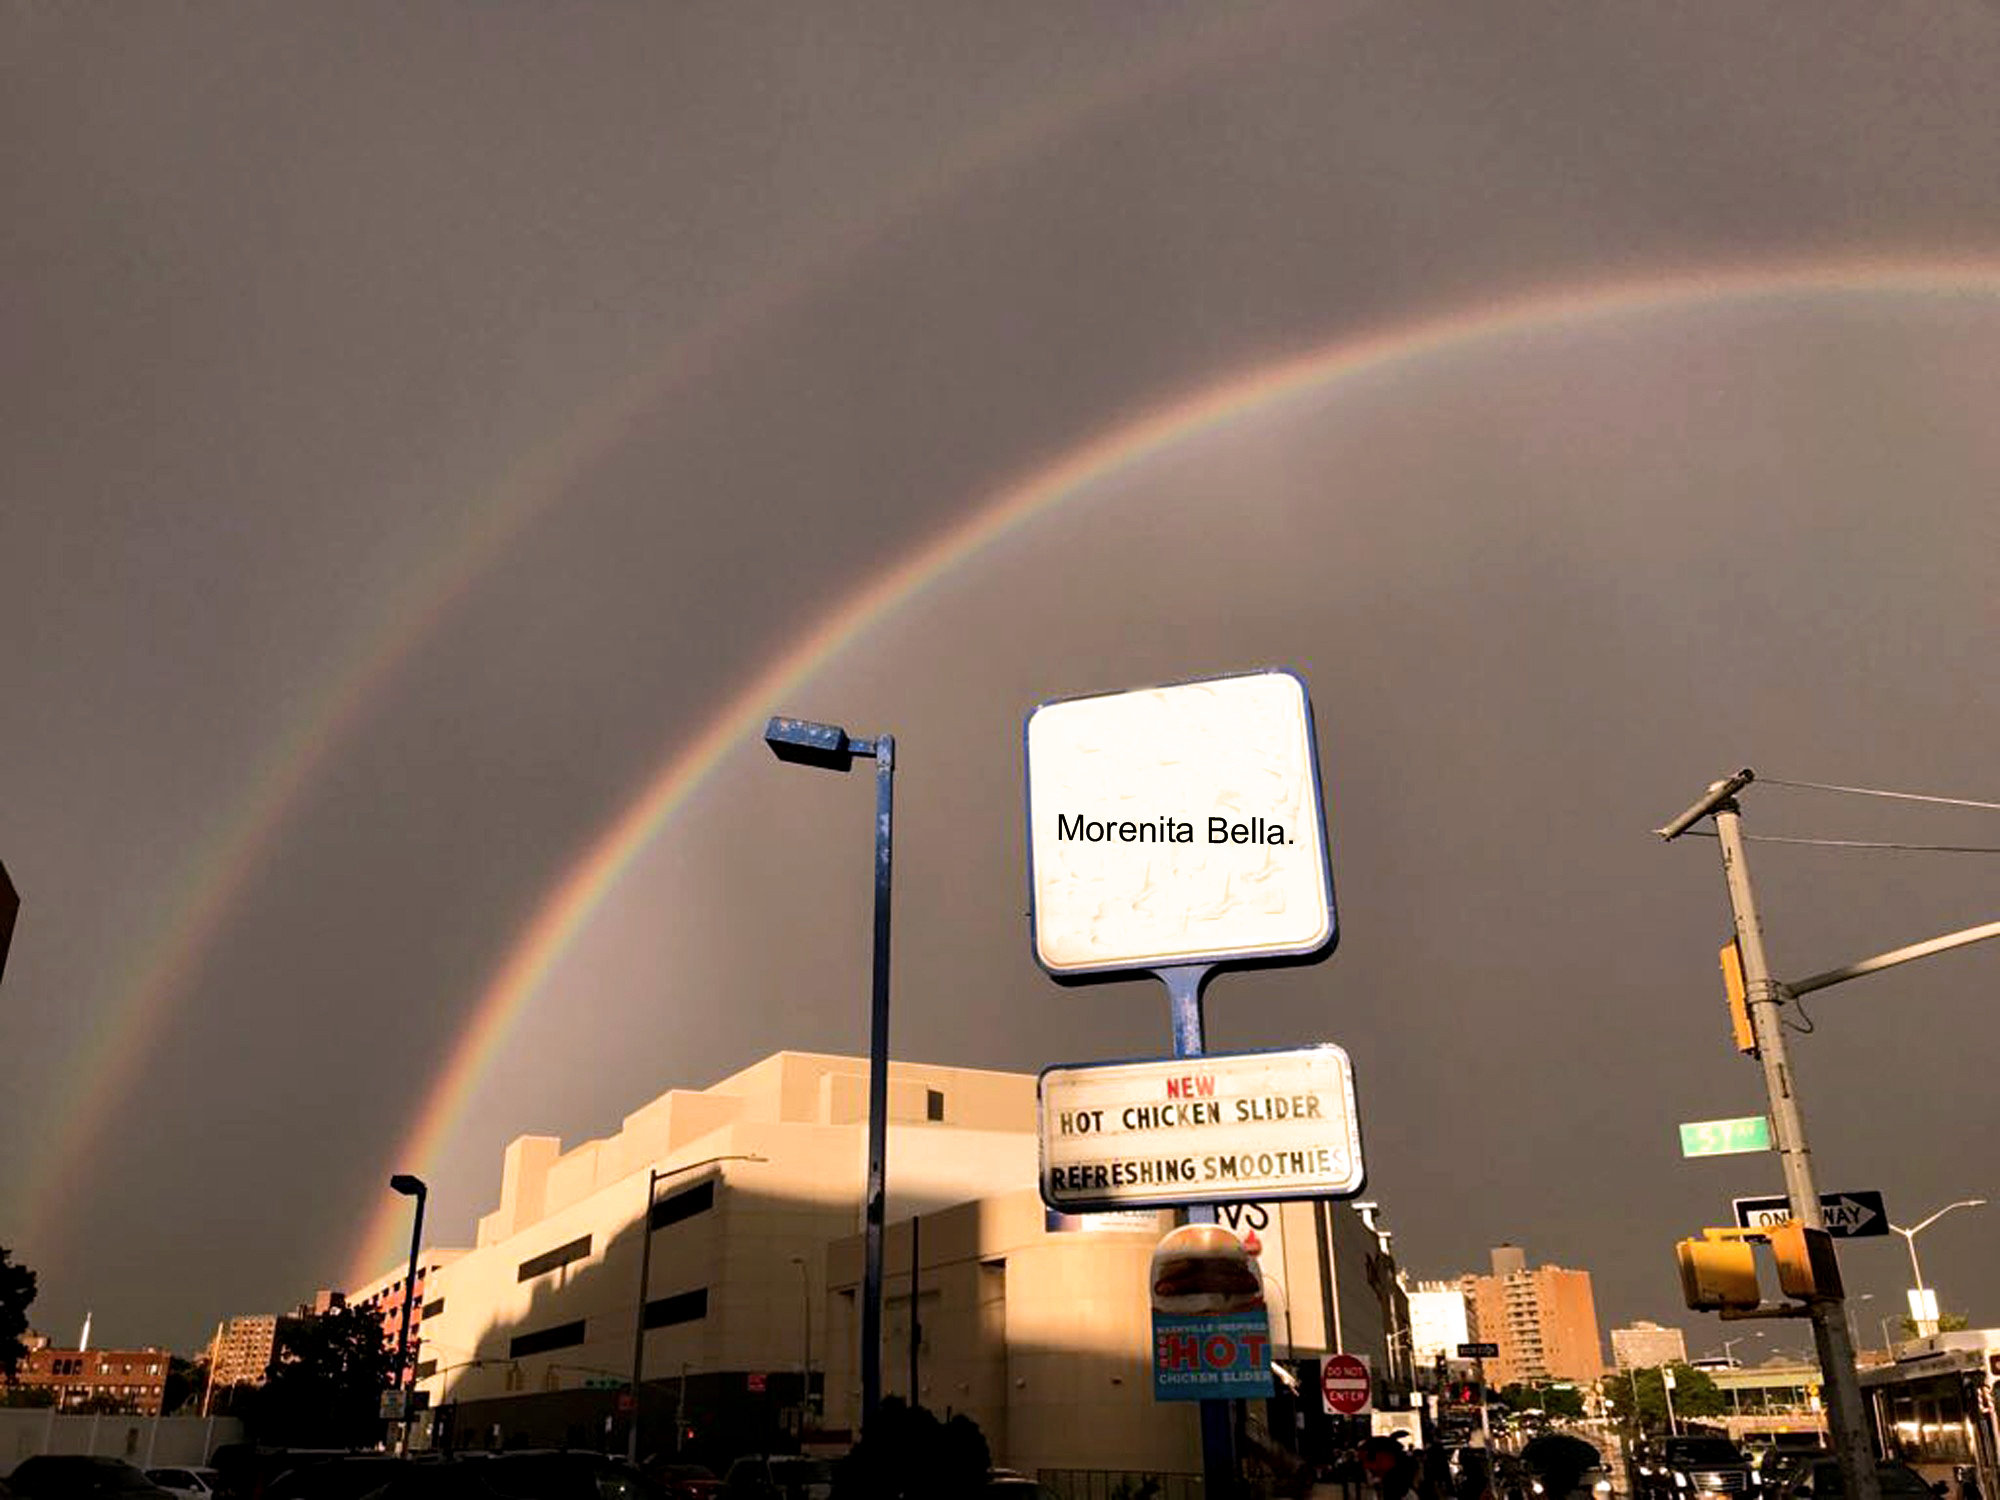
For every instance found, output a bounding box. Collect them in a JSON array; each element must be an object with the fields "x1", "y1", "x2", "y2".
[{"x1": 1038, "y1": 1469, "x2": 1205, "y2": 1500}]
